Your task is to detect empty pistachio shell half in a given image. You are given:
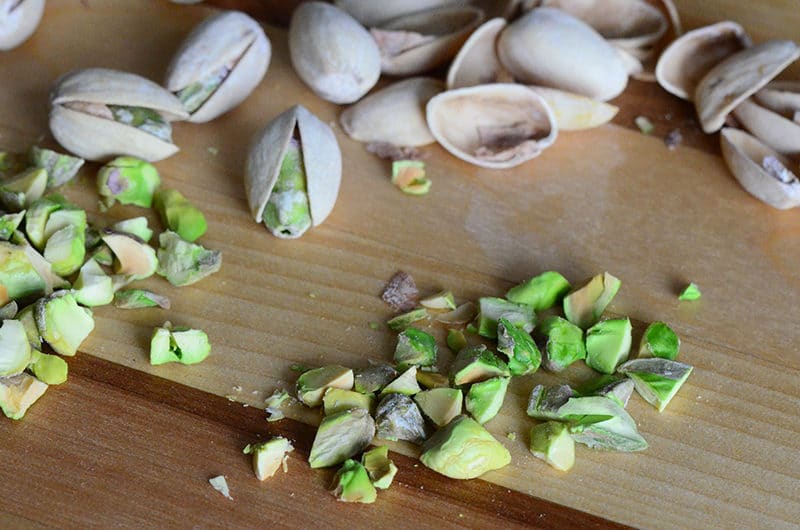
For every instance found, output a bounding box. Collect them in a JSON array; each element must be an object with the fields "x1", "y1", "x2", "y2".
[
  {"x1": 426, "y1": 83, "x2": 557, "y2": 169},
  {"x1": 371, "y1": 6, "x2": 484, "y2": 77},
  {"x1": 694, "y1": 40, "x2": 800, "y2": 134},
  {"x1": 720, "y1": 128, "x2": 800, "y2": 210},
  {"x1": 340, "y1": 77, "x2": 443, "y2": 147},
  {"x1": 245, "y1": 105, "x2": 341, "y2": 237},
  {"x1": 755, "y1": 81, "x2": 800, "y2": 118},
  {"x1": 529, "y1": 86, "x2": 618, "y2": 131},
  {"x1": 334, "y1": 0, "x2": 463, "y2": 27},
  {"x1": 732, "y1": 98, "x2": 800, "y2": 158},
  {"x1": 165, "y1": 11, "x2": 271, "y2": 123},
  {"x1": 289, "y1": 2, "x2": 380, "y2": 104},
  {"x1": 0, "y1": 0, "x2": 45, "y2": 51},
  {"x1": 655, "y1": 21, "x2": 751, "y2": 101},
  {"x1": 49, "y1": 68, "x2": 189, "y2": 162},
  {"x1": 446, "y1": 17, "x2": 511, "y2": 90},
  {"x1": 497, "y1": 8, "x2": 628, "y2": 102}
]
